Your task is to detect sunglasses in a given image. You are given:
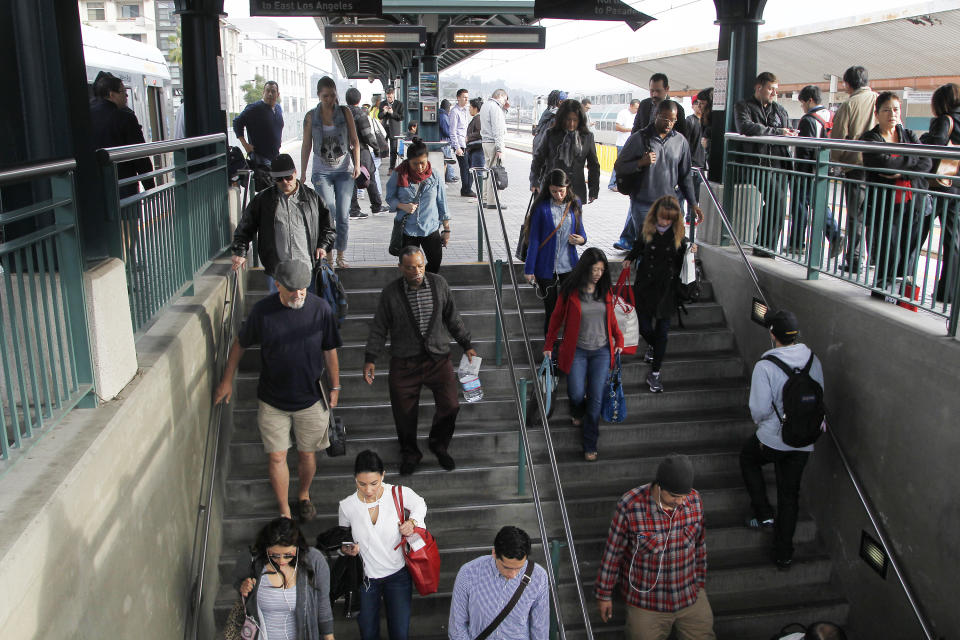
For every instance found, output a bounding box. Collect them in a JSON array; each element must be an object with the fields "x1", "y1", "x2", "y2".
[
  {"x1": 274, "y1": 175, "x2": 295, "y2": 183},
  {"x1": 268, "y1": 553, "x2": 297, "y2": 561}
]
